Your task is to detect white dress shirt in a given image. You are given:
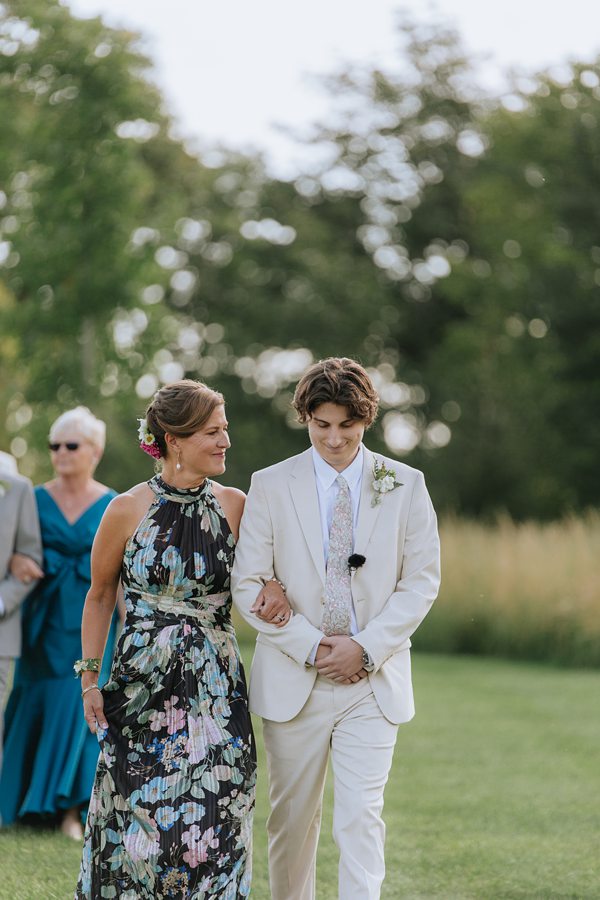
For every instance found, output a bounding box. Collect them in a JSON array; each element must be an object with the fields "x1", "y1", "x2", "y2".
[{"x1": 306, "y1": 446, "x2": 364, "y2": 663}]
